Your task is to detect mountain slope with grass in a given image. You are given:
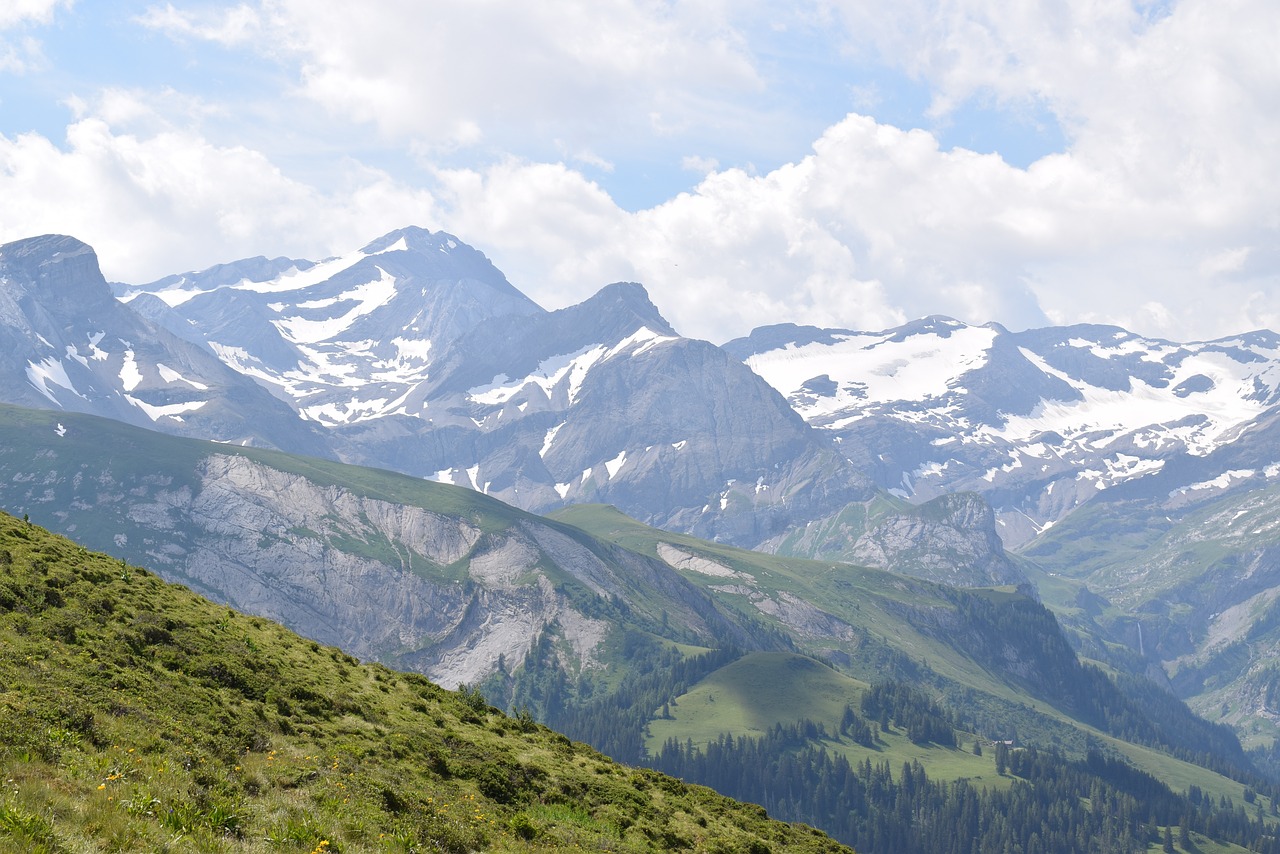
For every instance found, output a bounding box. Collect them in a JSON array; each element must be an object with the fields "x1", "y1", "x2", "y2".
[
  {"x1": 4, "y1": 403, "x2": 1278, "y2": 850},
  {"x1": 0, "y1": 510, "x2": 849, "y2": 853}
]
